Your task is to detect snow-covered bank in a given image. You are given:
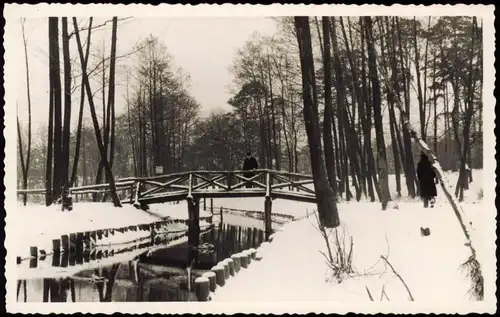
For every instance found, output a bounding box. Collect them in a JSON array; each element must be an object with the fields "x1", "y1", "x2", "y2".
[
  {"x1": 210, "y1": 170, "x2": 495, "y2": 312},
  {"x1": 16, "y1": 225, "x2": 215, "y2": 281},
  {"x1": 212, "y1": 202, "x2": 493, "y2": 303},
  {"x1": 13, "y1": 202, "x2": 211, "y2": 259}
]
